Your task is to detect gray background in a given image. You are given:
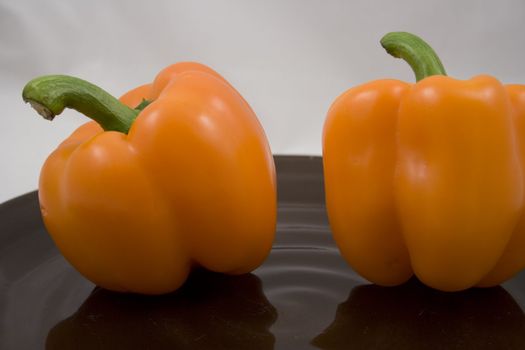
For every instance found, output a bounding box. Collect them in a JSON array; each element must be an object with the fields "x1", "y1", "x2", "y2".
[{"x1": 1, "y1": 0, "x2": 524, "y2": 202}]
